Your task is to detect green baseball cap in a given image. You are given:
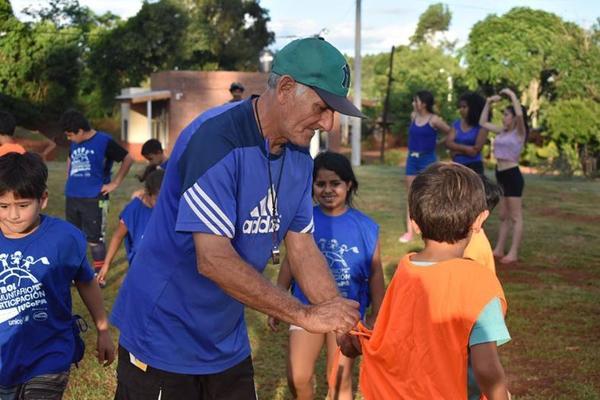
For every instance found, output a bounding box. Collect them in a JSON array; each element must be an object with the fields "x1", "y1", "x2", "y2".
[{"x1": 272, "y1": 37, "x2": 365, "y2": 118}]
